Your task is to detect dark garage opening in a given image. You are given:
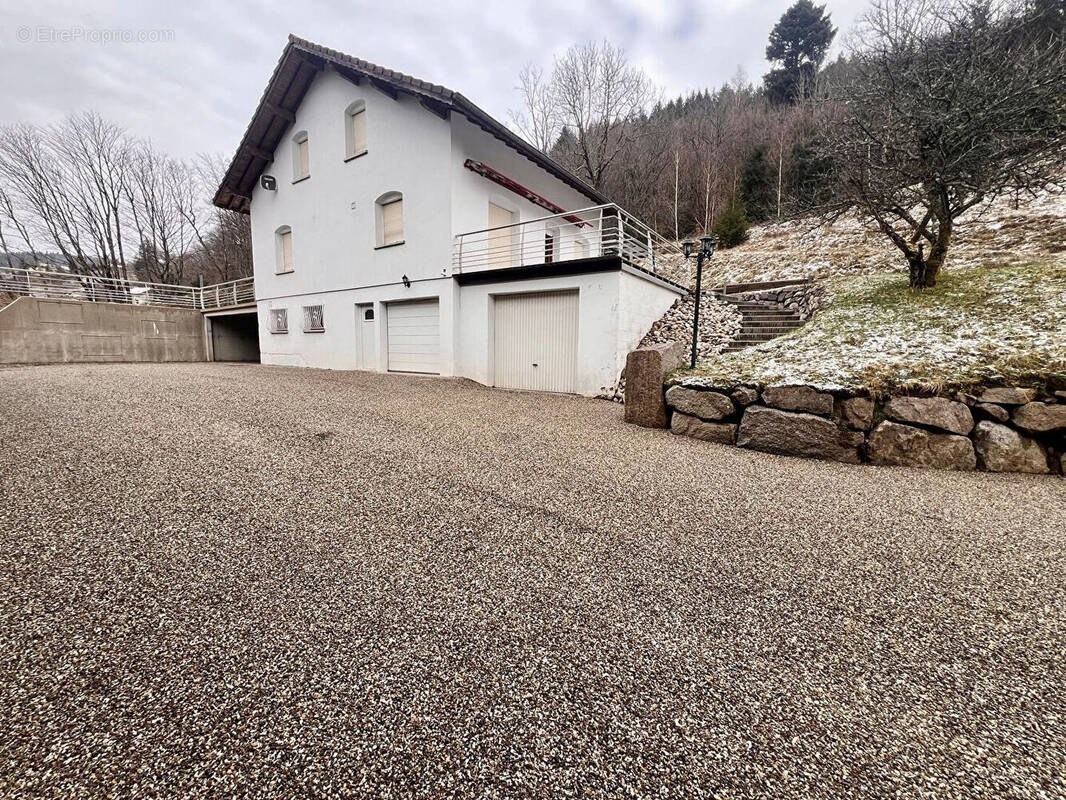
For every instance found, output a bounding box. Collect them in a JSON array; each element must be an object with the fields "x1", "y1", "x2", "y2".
[{"x1": 209, "y1": 312, "x2": 260, "y2": 362}]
